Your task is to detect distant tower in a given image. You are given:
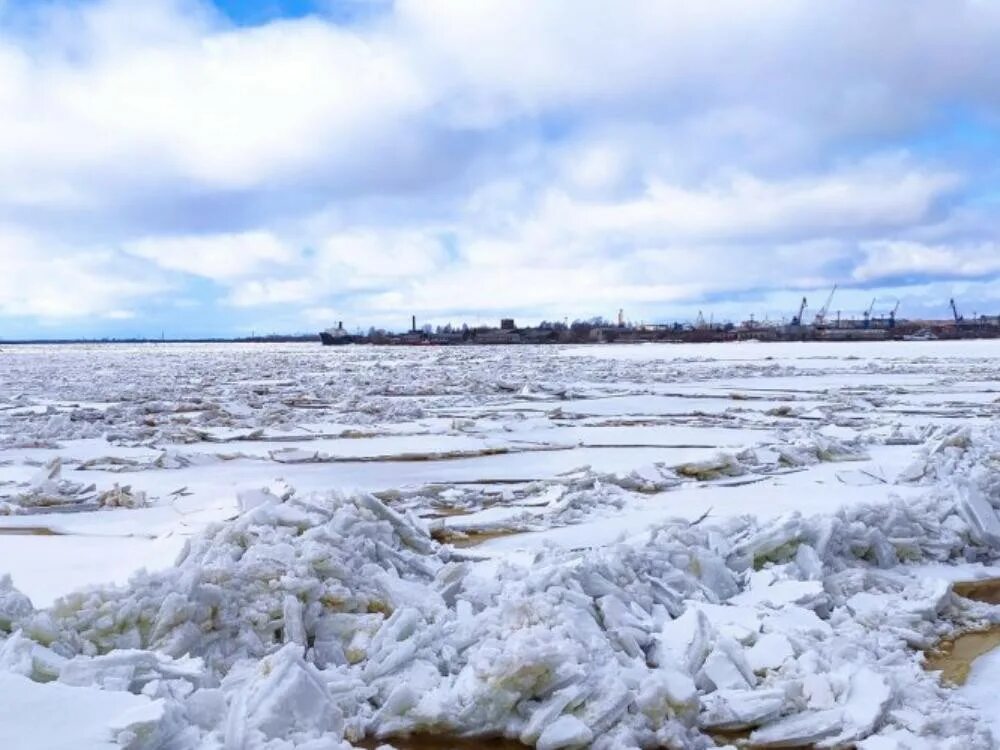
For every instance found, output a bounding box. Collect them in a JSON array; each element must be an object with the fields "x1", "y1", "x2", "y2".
[{"x1": 618, "y1": 308, "x2": 625, "y2": 327}]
